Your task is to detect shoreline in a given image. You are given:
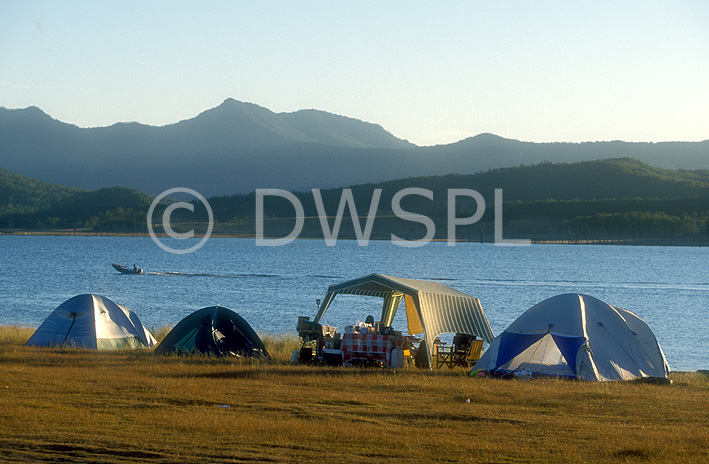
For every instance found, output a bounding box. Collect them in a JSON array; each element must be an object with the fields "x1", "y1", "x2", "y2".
[{"x1": 1, "y1": 228, "x2": 707, "y2": 247}]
